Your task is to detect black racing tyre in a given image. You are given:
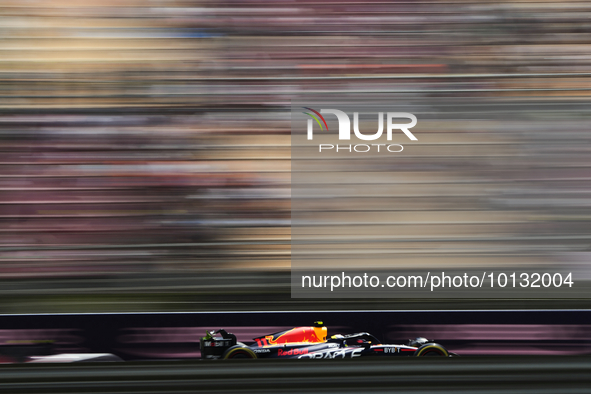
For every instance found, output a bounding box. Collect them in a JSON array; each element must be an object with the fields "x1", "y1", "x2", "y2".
[
  {"x1": 222, "y1": 345, "x2": 258, "y2": 359},
  {"x1": 413, "y1": 343, "x2": 449, "y2": 357}
]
